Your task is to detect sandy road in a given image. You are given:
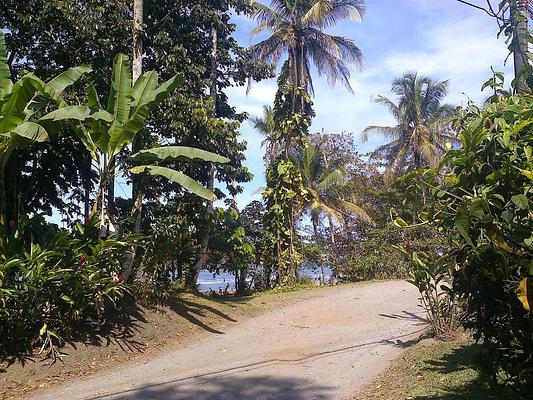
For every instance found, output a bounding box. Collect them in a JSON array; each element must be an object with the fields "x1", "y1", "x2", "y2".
[{"x1": 31, "y1": 281, "x2": 425, "y2": 400}]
